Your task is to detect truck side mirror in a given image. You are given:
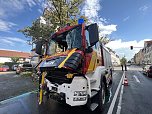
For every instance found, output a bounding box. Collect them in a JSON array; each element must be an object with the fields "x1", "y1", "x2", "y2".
[
  {"x1": 87, "y1": 23, "x2": 99, "y2": 46},
  {"x1": 35, "y1": 41, "x2": 42, "y2": 55}
]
